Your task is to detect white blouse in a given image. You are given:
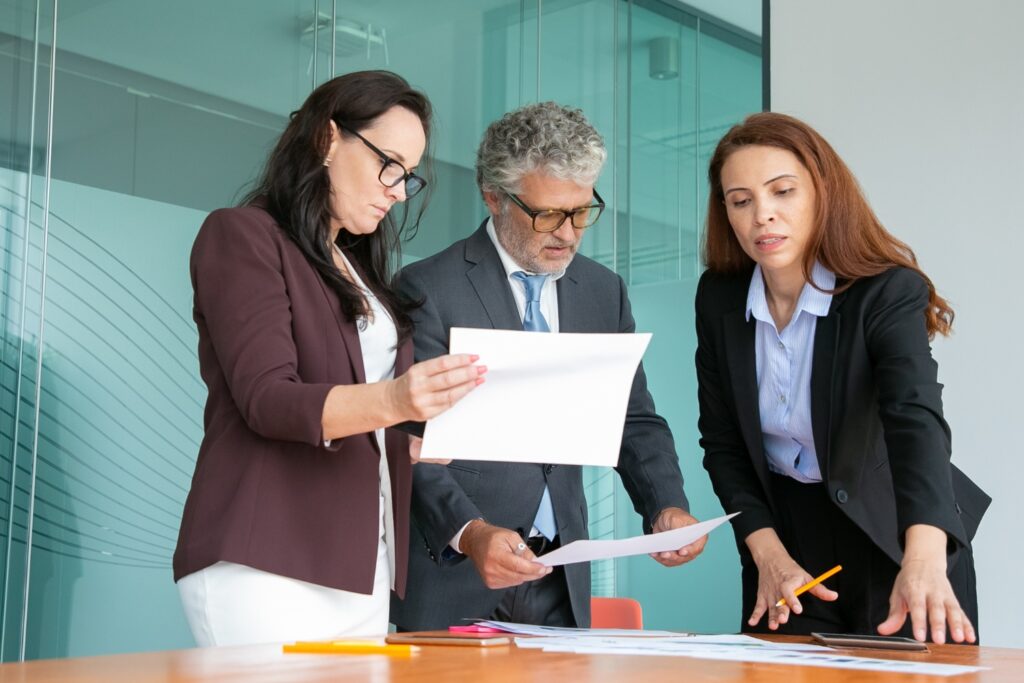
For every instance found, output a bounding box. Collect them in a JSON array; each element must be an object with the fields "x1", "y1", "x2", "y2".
[{"x1": 338, "y1": 247, "x2": 398, "y2": 590}]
